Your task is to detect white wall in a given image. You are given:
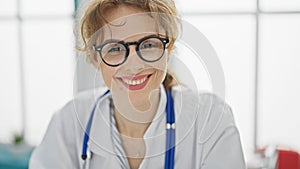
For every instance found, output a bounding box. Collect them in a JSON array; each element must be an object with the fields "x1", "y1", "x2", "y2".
[
  {"x1": 173, "y1": 0, "x2": 300, "y2": 162},
  {"x1": 258, "y1": 14, "x2": 300, "y2": 151},
  {"x1": 173, "y1": 14, "x2": 256, "y2": 160}
]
